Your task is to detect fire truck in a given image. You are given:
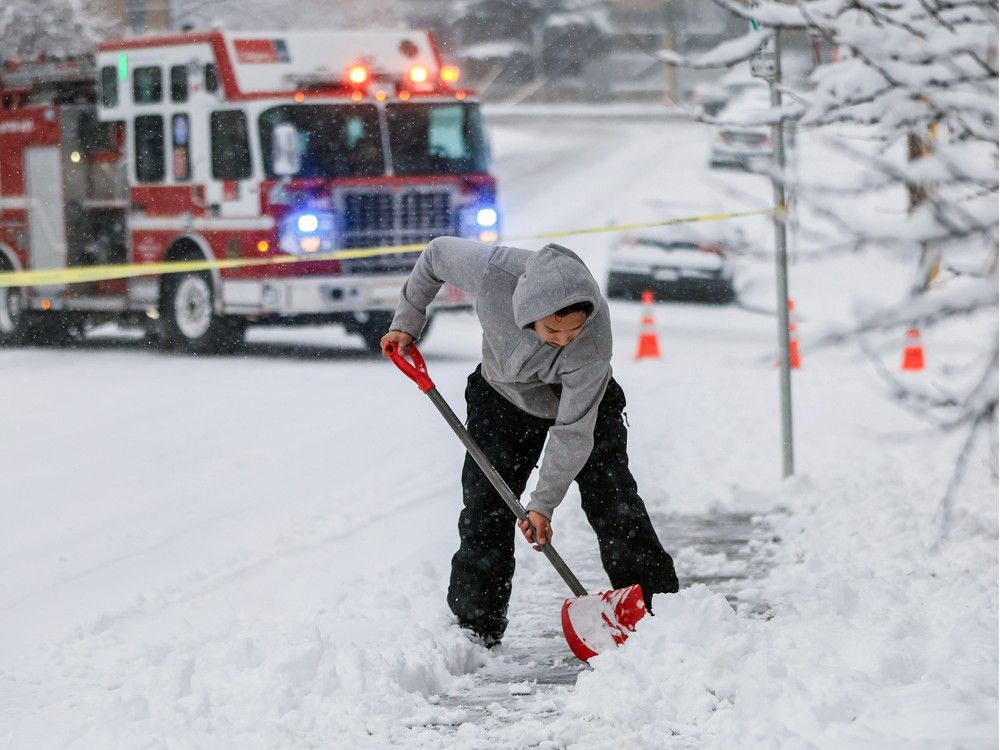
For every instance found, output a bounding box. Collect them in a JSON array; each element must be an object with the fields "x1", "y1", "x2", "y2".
[{"x1": 0, "y1": 30, "x2": 500, "y2": 352}]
